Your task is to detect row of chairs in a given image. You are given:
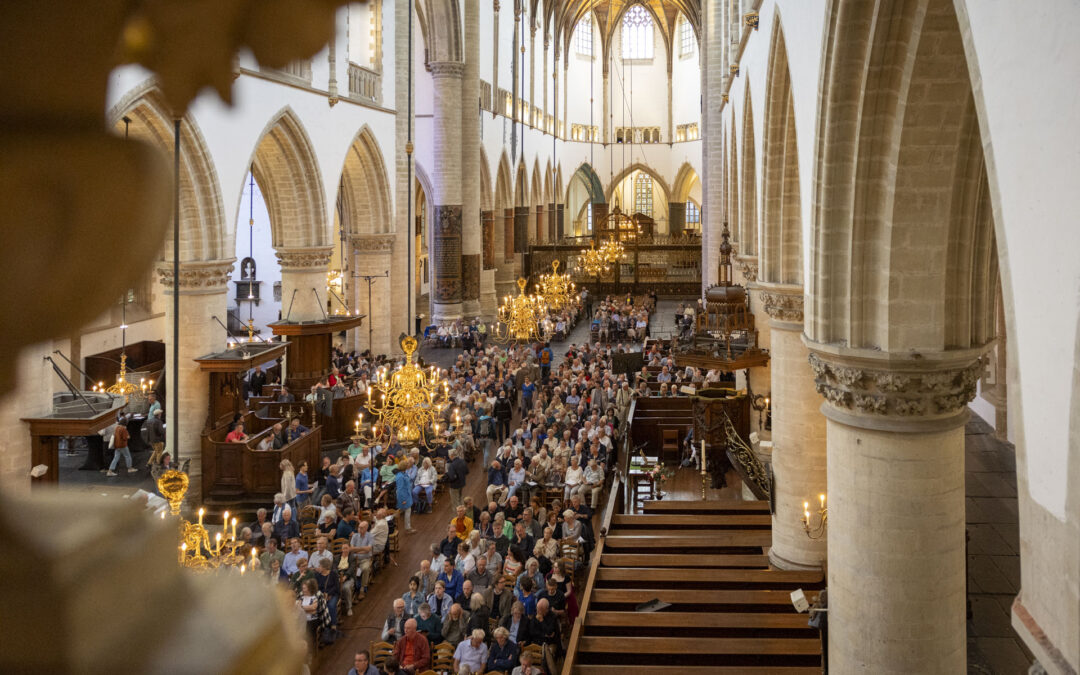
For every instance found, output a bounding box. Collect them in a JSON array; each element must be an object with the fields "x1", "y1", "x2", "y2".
[{"x1": 370, "y1": 640, "x2": 546, "y2": 675}]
